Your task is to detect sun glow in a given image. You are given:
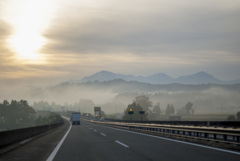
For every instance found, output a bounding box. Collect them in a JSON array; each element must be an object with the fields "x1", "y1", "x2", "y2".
[
  {"x1": 8, "y1": 31, "x2": 45, "y2": 61},
  {"x1": 4, "y1": 0, "x2": 56, "y2": 63}
]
